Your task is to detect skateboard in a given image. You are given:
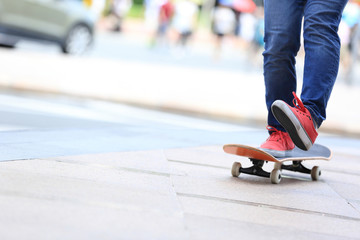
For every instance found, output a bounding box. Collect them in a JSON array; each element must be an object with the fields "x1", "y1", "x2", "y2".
[{"x1": 223, "y1": 143, "x2": 332, "y2": 184}]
